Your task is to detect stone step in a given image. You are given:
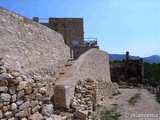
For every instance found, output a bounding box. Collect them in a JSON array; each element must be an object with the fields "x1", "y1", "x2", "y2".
[
  {"x1": 60, "y1": 72, "x2": 65, "y2": 75},
  {"x1": 65, "y1": 63, "x2": 72, "y2": 67},
  {"x1": 67, "y1": 58, "x2": 75, "y2": 61}
]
